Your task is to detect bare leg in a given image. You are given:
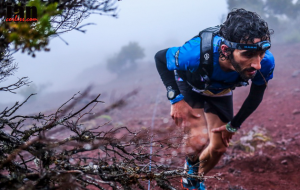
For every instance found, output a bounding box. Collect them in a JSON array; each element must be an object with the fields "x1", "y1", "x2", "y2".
[
  {"x1": 198, "y1": 112, "x2": 228, "y2": 175},
  {"x1": 182, "y1": 108, "x2": 209, "y2": 162}
]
